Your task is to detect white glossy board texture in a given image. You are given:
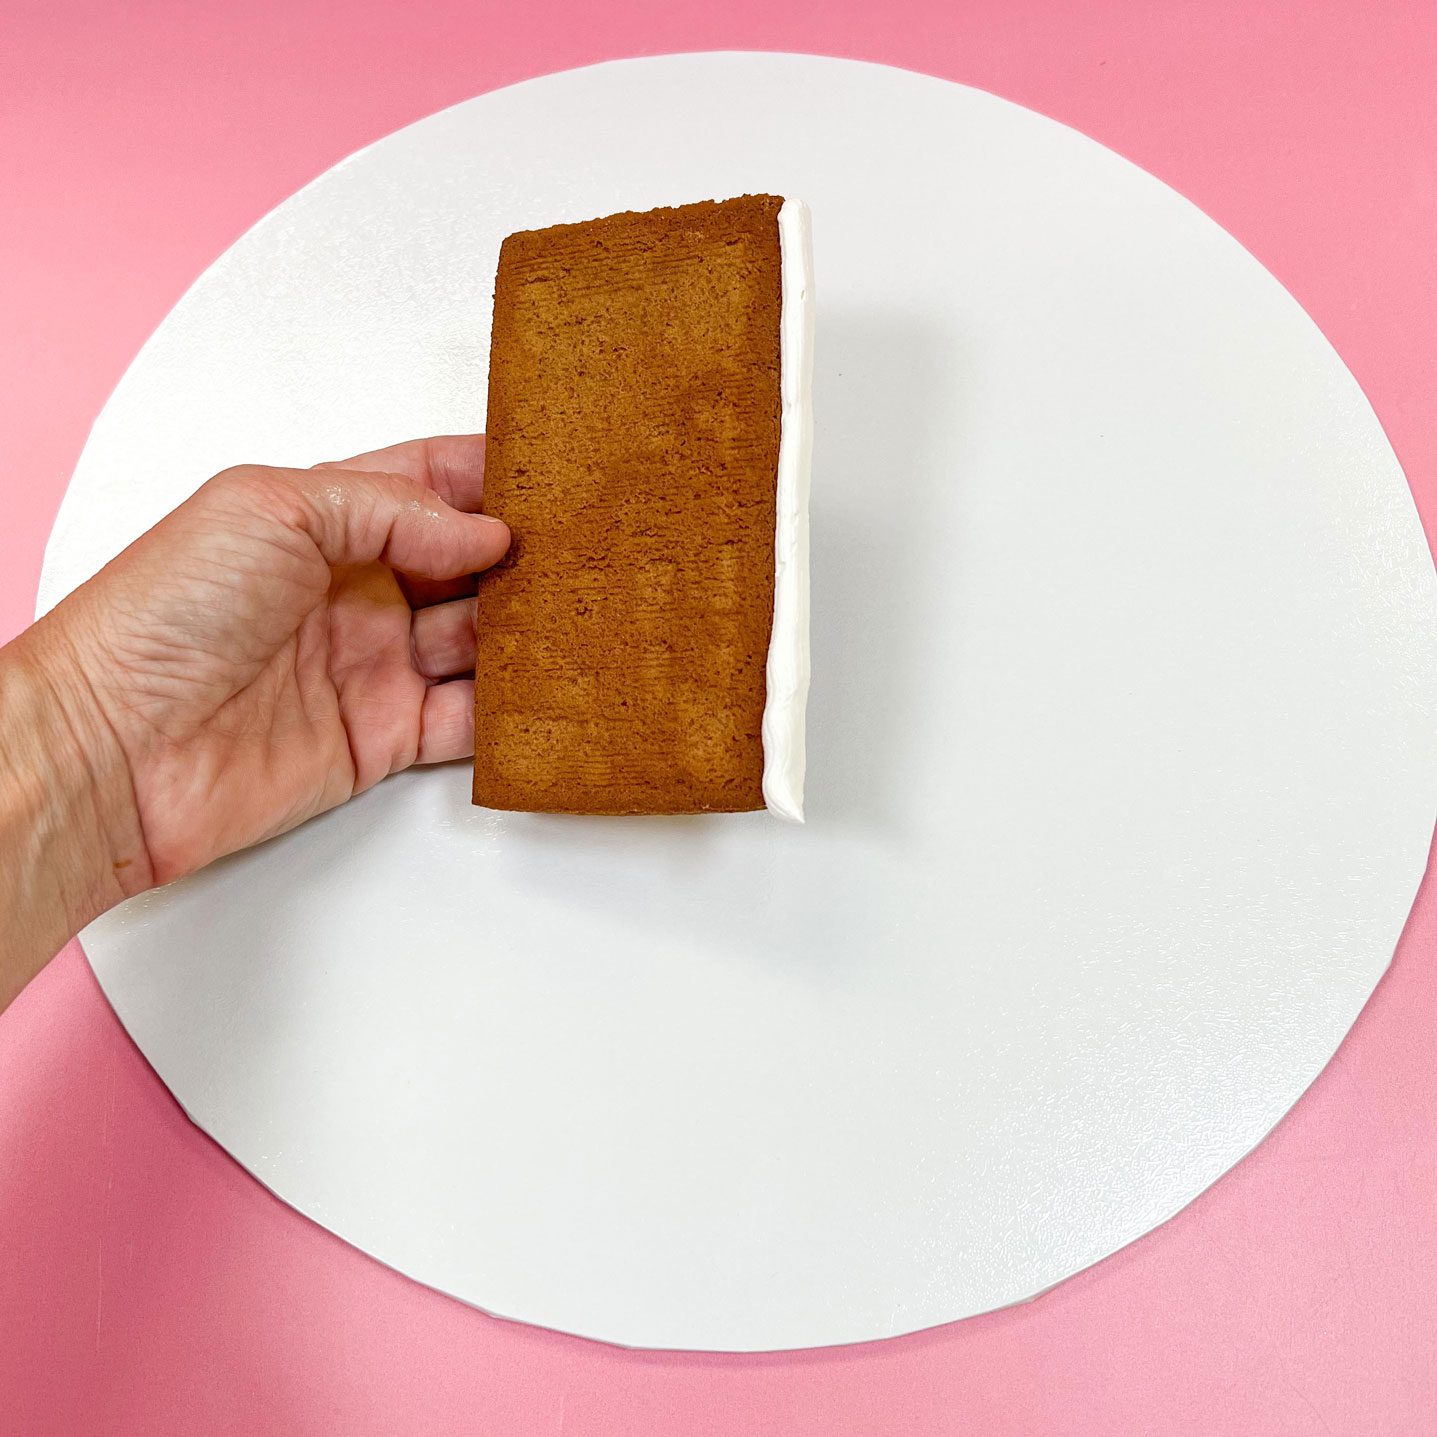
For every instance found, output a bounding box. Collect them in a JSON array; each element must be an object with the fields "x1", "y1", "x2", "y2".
[{"x1": 38, "y1": 53, "x2": 1437, "y2": 1352}]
